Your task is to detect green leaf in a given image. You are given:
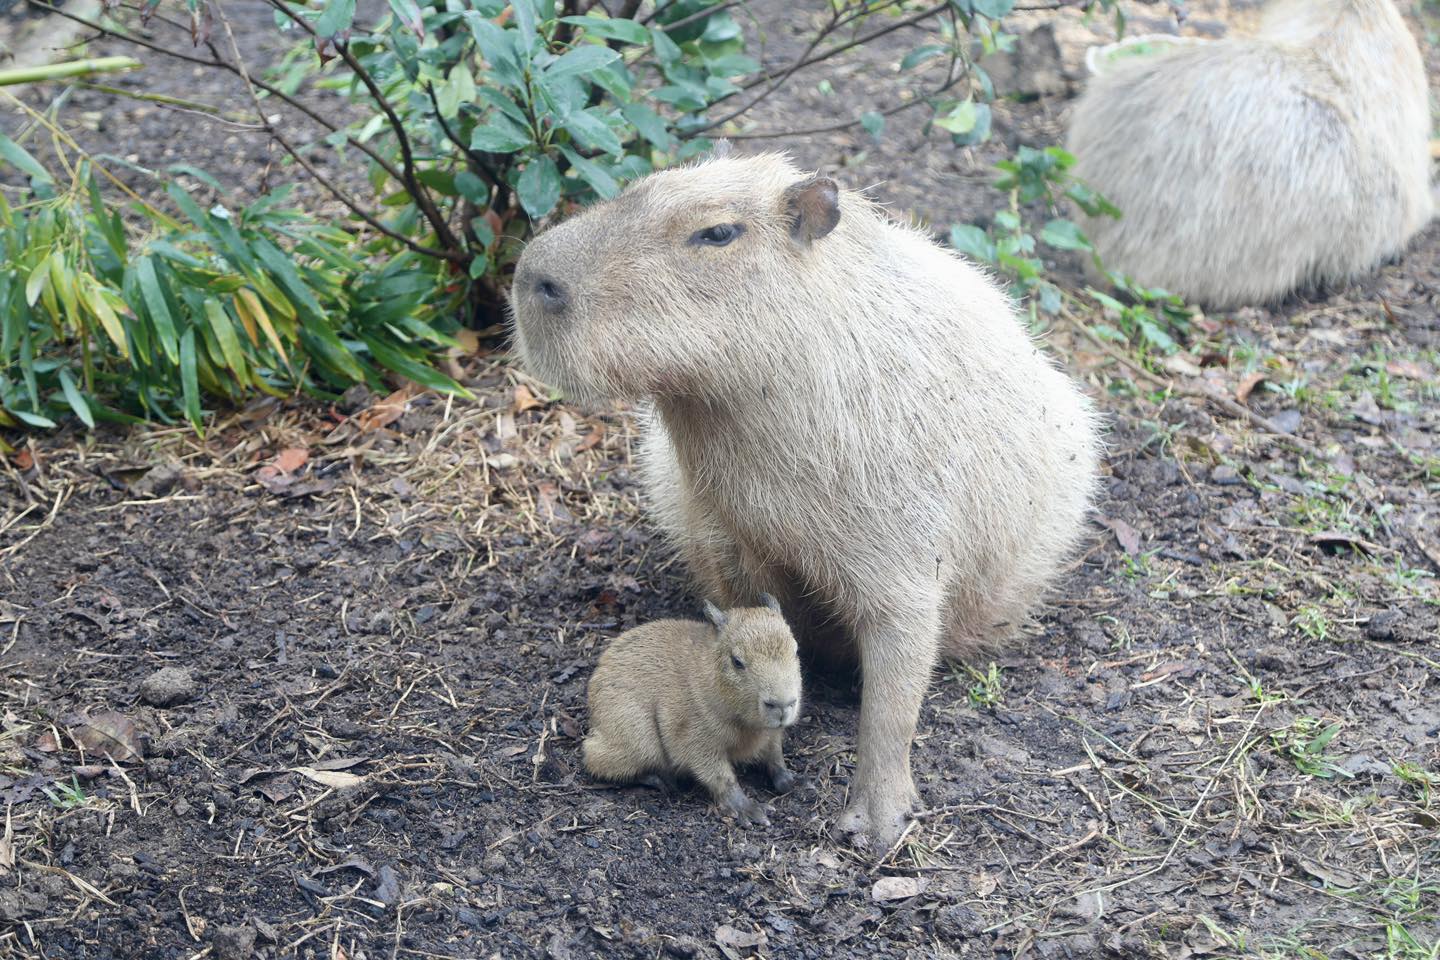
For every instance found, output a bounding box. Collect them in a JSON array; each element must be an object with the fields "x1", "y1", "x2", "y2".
[
  {"x1": 315, "y1": 0, "x2": 356, "y2": 38},
  {"x1": 466, "y1": 15, "x2": 524, "y2": 86},
  {"x1": 24, "y1": 252, "x2": 50, "y2": 307},
  {"x1": 933, "y1": 100, "x2": 977, "y2": 135},
  {"x1": 470, "y1": 115, "x2": 533, "y2": 153},
  {"x1": 58, "y1": 368, "x2": 94, "y2": 429},
  {"x1": 510, "y1": 0, "x2": 538, "y2": 42},
  {"x1": 204, "y1": 298, "x2": 248, "y2": 382},
  {"x1": 559, "y1": 146, "x2": 620, "y2": 200},
  {"x1": 455, "y1": 171, "x2": 491, "y2": 205},
  {"x1": 559, "y1": 15, "x2": 650, "y2": 45},
  {"x1": 900, "y1": 44, "x2": 947, "y2": 72},
  {"x1": 949, "y1": 224, "x2": 994, "y2": 263},
  {"x1": 1040, "y1": 219, "x2": 1092, "y2": 252},
  {"x1": 650, "y1": 25, "x2": 682, "y2": 65},
  {"x1": 621, "y1": 101, "x2": 673, "y2": 149},
  {"x1": 562, "y1": 109, "x2": 623, "y2": 157},
  {"x1": 7, "y1": 408, "x2": 57, "y2": 429},
  {"x1": 545, "y1": 45, "x2": 620, "y2": 82},
  {"x1": 0, "y1": 132, "x2": 53, "y2": 185},
  {"x1": 516, "y1": 154, "x2": 562, "y2": 218},
  {"x1": 386, "y1": 0, "x2": 424, "y2": 36},
  {"x1": 860, "y1": 111, "x2": 884, "y2": 140},
  {"x1": 361, "y1": 335, "x2": 471, "y2": 397},
  {"x1": 971, "y1": 0, "x2": 1015, "y2": 17},
  {"x1": 166, "y1": 163, "x2": 224, "y2": 192},
  {"x1": 179, "y1": 327, "x2": 203, "y2": 432},
  {"x1": 135, "y1": 257, "x2": 180, "y2": 364}
]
